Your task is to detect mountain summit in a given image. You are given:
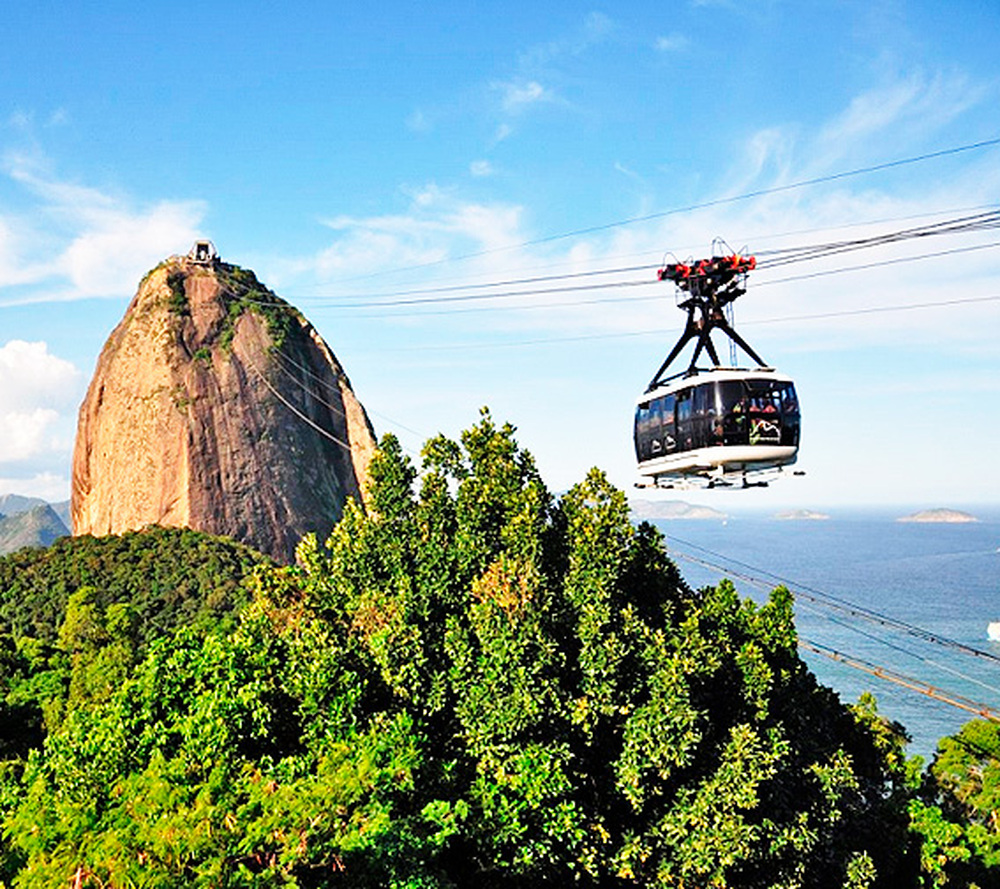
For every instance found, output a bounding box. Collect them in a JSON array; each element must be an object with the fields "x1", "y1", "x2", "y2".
[{"x1": 71, "y1": 242, "x2": 377, "y2": 563}]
